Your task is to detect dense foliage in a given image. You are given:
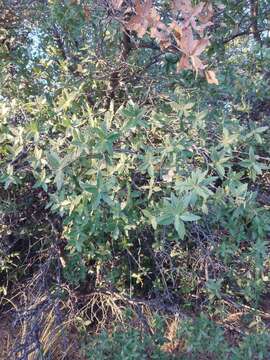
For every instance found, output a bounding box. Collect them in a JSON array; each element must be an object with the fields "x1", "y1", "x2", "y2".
[{"x1": 0, "y1": 0, "x2": 270, "y2": 358}]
